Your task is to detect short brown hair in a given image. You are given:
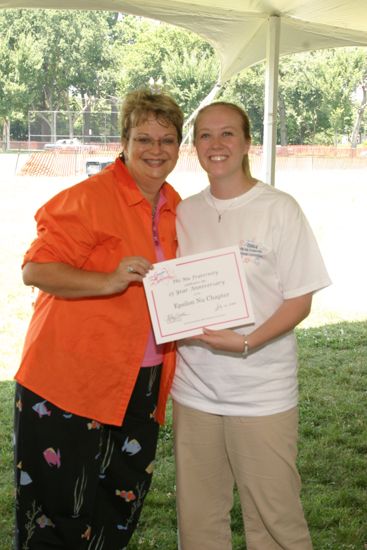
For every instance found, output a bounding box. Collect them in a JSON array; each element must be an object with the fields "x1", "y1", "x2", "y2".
[{"x1": 120, "y1": 89, "x2": 184, "y2": 144}]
